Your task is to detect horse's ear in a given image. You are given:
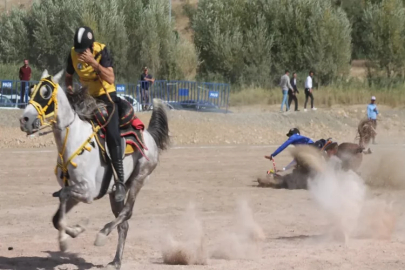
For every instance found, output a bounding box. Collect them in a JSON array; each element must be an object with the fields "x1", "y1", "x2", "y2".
[
  {"x1": 53, "y1": 70, "x2": 64, "y2": 84},
  {"x1": 41, "y1": 69, "x2": 49, "y2": 79}
]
